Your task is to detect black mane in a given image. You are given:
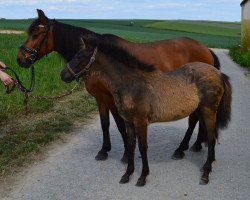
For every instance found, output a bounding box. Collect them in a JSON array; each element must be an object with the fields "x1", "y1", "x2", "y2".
[
  {"x1": 28, "y1": 18, "x2": 41, "y2": 34},
  {"x1": 98, "y1": 41, "x2": 155, "y2": 72},
  {"x1": 53, "y1": 20, "x2": 101, "y2": 61}
]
